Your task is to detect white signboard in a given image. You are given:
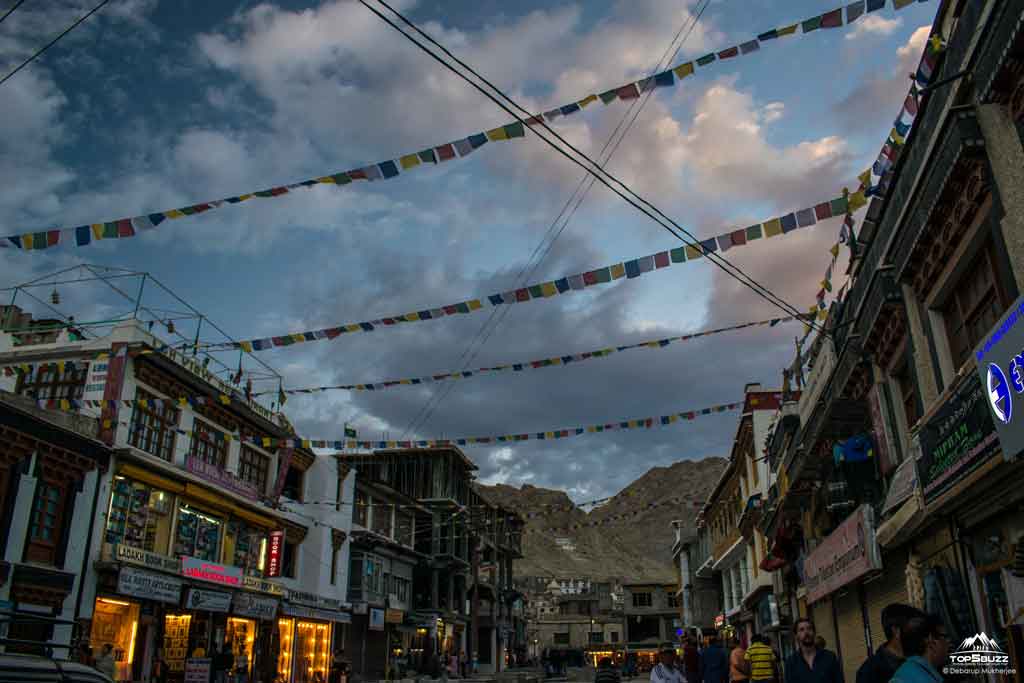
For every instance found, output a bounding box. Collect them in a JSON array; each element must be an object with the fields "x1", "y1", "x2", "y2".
[
  {"x1": 185, "y1": 588, "x2": 232, "y2": 613},
  {"x1": 233, "y1": 593, "x2": 279, "y2": 620},
  {"x1": 118, "y1": 567, "x2": 183, "y2": 604}
]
